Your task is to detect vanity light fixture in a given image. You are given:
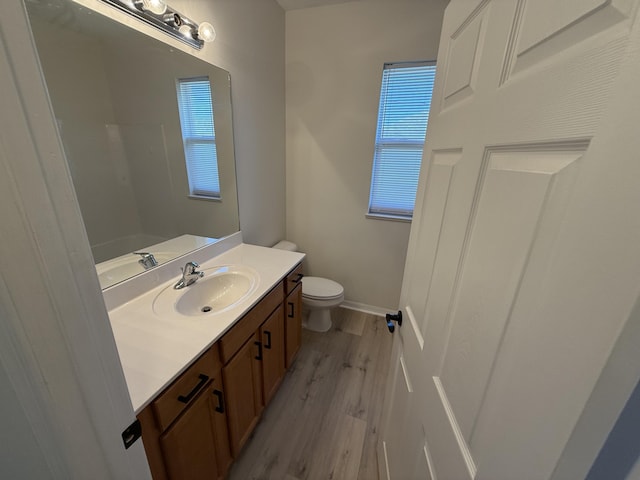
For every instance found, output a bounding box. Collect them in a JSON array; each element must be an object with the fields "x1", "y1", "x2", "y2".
[
  {"x1": 140, "y1": 0, "x2": 166, "y2": 15},
  {"x1": 99, "y1": 0, "x2": 216, "y2": 49}
]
